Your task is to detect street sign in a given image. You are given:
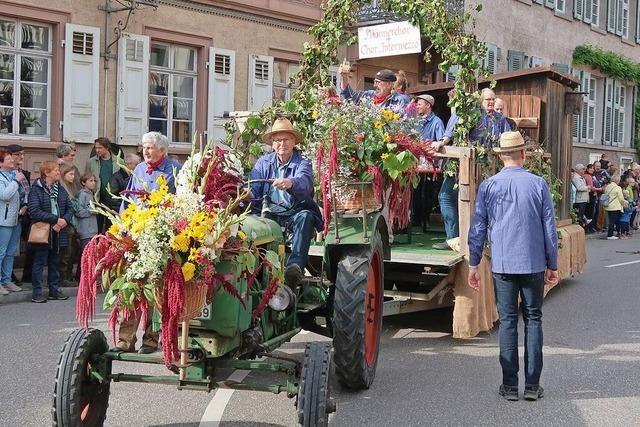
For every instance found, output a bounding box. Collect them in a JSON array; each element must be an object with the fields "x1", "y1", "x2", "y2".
[{"x1": 357, "y1": 21, "x2": 421, "y2": 59}]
